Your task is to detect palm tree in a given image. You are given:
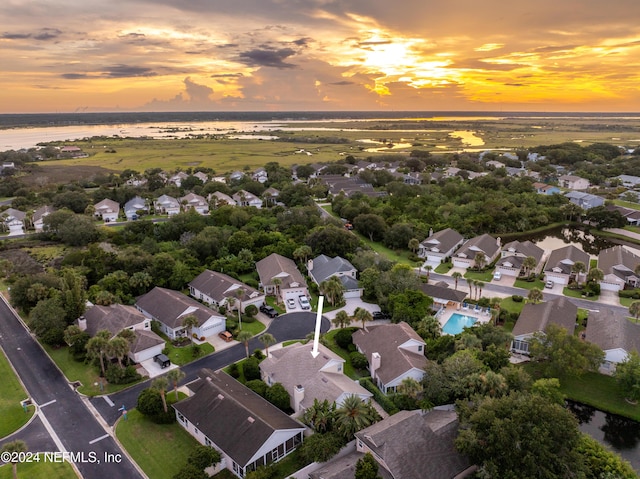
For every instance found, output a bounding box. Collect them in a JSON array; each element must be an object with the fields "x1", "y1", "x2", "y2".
[
  {"x1": 259, "y1": 333, "x2": 276, "y2": 356},
  {"x1": 408, "y1": 238, "x2": 420, "y2": 254},
  {"x1": 572, "y1": 261, "x2": 587, "y2": 286},
  {"x1": 452, "y1": 271, "x2": 462, "y2": 290},
  {"x1": 474, "y1": 252, "x2": 487, "y2": 270},
  {"x1": 302, "y1": 398, "x2": 335, "y2": 433},
  {"x1": 181, "y1": 314, "x2": 199, "y2": 341},
  {"x1": 237, "y1": 330, "x2": 253, "y2": 358},
  {"x1": 415, "y1": 315, "x2": 441, "y2": 340},
  {"x1": 522, "y1": 256, "x2": 538, "y2": 277},
  {"x1": 397, "y1": 377, "x2": 421, "y2": 399},
  {"x1": 424, "y1": 265, "x2": 433, "y2": 283},
  {"x1": 587, "y1": 267, "x2": 604, "y2": 284},
  {"x1": 629, "y1": 300, "x2": 640, "y2": 323},
  {"x1": 2, "y1": 440, "x2": 27, "y2": 479},
  {"x1": 117, "y1": 328, "x2": 136, "y2": 345},
  {"x1": 490, "y1": 297, "x2": 502, "y2": 326},
  {"x1": 167, "y1": 368, "x2": 186, "y2": 401},
  {"x1": 477, "y1": 281, "x2": 485, "y2": 299},
  {"x1": 354, "y1": 307, "x2": 373, "y2": 331},
  {"x1": 108, "y1": 336, "x2": 130, "y2": 368},
  {"x1": 152, "y1": 376, "x2": 169, "y2": 413},
  {"x1": 320, "y1": 276, "x2": 345, "y2": 306},
  {"x1": 332, "y1": 310, "x2": 351, "y2": 329},
  {"x1": 335, "y1": 395, "x2": 377, "y2": 440},
  {"x1": 235, "y1": 288, "x2": 245, "y2": 329},
  {"x1": 272, "y1": 277, "x2": 282, "y2": 304},
  {"x1": 86, "y1": 330, "x2": 111, "y2": 377},
  {"x1": 293, "y1": 245, "x2": 313, "y2": 265},
  {"x1": 528, "y1": 287, "x2": 544, "y2": 304},
  {"x1": 468, "y1": 277, "x2": 474, "y2": 297}
]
